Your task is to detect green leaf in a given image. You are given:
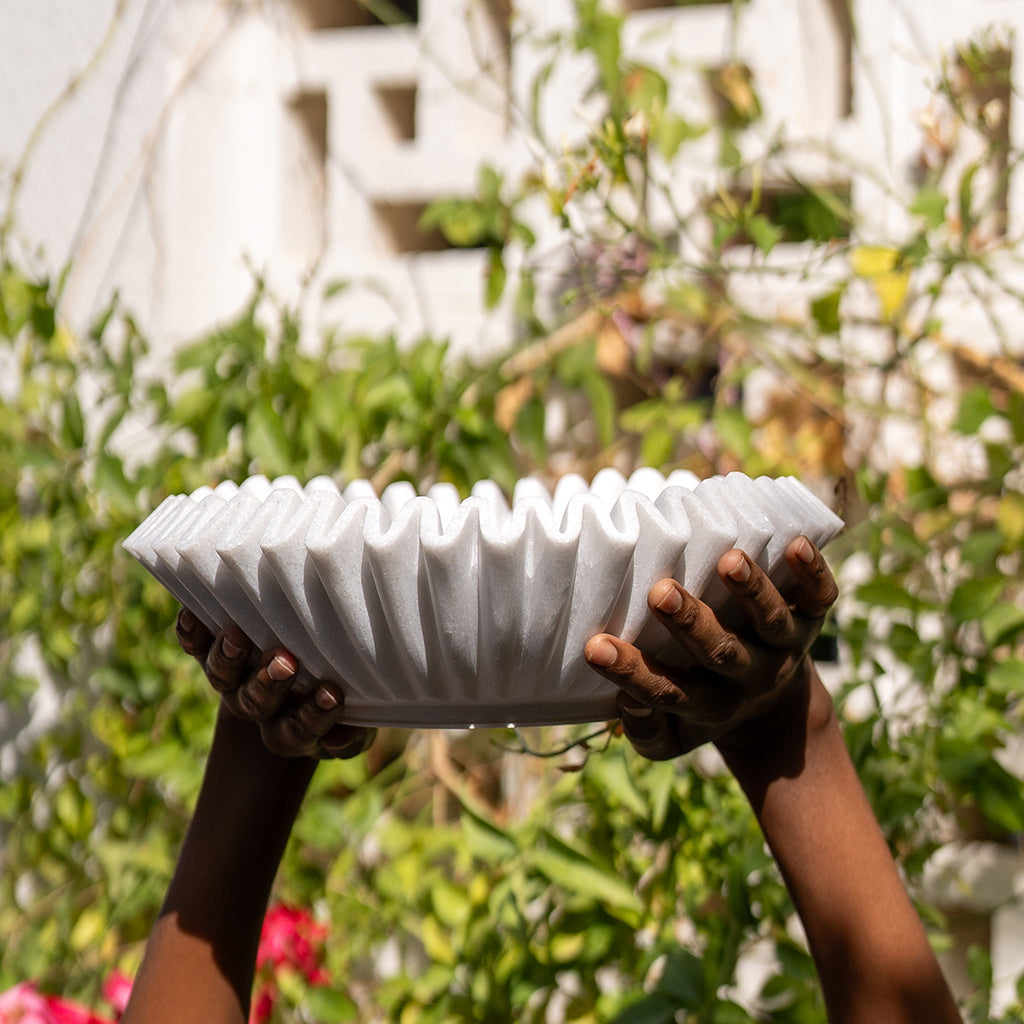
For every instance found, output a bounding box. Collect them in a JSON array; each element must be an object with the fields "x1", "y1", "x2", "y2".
[
  {"x1": 949, "y1": 576, "x2": 1005, "y2": 625},
  {"x1": 854, "y1": 579, "x2": 923, "y2": 612},
  {"x1": 62, "y1": 392, "x2": 85, "y2": 449},
  {"x1": 810, "y1": 288, "x2": 843, "y2": 335},
  {"x1": 655, "y1": 114, "x2": 706, "y2": 161},
  {"x1": 486, "y1": 248, "x2": 506, "y2": 309},
  {"x1": 656, "y1": 948, "x2": 704, "y2": 1006},
  {"x1": 430, "y1": 878, "x2": 471, "y2": 930},
  {"x1": 245, "y1": 402, "x2": 292, "y2": 477},
  {"x1": 89, "y1": 292, "x2": 120, "y2": 342},
  {"x1": 712, "y1": 404, "x2": 753, "y2": 460},
  {"x1": 421, "y1": 198, "x2": 495, "y2": 249},
  {"x1": 958, "y1": 161, "x2": 980, "y2": 237},
  {"x1": 460, "y1": 808, "x2": 518, "y2": 861},
  {"x1": 910, "y1": 185, "x2": 948, "y2": 231},
  {"x1": 985, "y1": 659, "x2": 1024, "y2": 697},
  {"x1": 955, "y1": 385, "x2": 997, "y2": 434},
  {"x1": 94, "y1": 451, "x2": 135, "y2": 511},
  {"x1": 584, "y1": 373, "x2": 617, "y2": 449},
  {"x1": 514, "y1": 396, "x2": 547, "y2": 466},
  {"x1": 640, "y1": 759, "x2": 677, "y2": 833},
  {"x1": 976, "y1": 767, "x2": 1024, "y2": 835},
  {"x1": 587, "y1": 748, "x2": 647, "y2": 817},
  {"x1": 639, "y1": 425, "x2": 674, "y2": 468},
  {"x1": 363, "y1": 375, "x2": 414, "y2": 412},
  {"x1": 745, "y1": 213, "x2": 783, "y2": 255},
  {"x1": 997, "y1": 493, "x2": 1024, "y2": 547},
  {"x1": 981, "y1": 603, "x2": 1024, "y2": 647},
  {"x1": 532, "y1": 838, "x2": 640, "y2": 913},
  {"x1": 609, "y1": 994, "x2": 678, "y2": 1024},
  {"x1": 307, "y1": 987, "x2": 358, "y2": 1021},
  {"x1": 0, "y1": 266, "x2": 54, "y2": 338}
]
